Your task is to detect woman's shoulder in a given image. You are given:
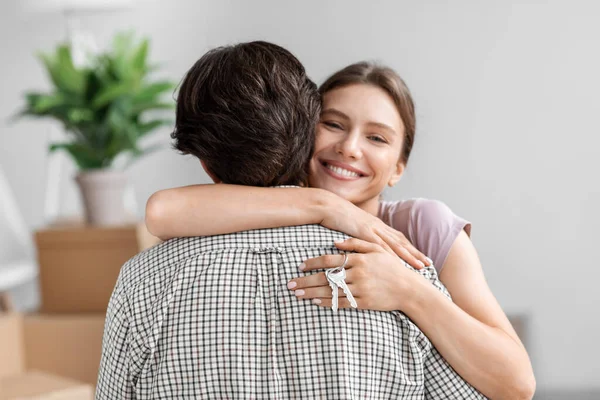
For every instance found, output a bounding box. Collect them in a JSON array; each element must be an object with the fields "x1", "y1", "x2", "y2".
[
  {"x1": 379, "y1": 198, "x2": 472, "y2": 273},
  {"x1": 379, "y1": 198, "x2": 453, "y2": 226},
  {"x1": 379, "y1": 198, "x2": 468, "y2": 231}
]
